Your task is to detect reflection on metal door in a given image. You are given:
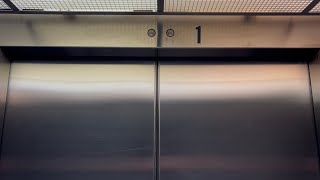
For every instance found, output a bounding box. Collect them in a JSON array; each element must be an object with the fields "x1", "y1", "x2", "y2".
[
  {"x1": 160, "y1": 63, "x2": 319, "y2": 180},
  {"x1": 0, "y1": 62, "x2": 155, "y2": 180}
]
